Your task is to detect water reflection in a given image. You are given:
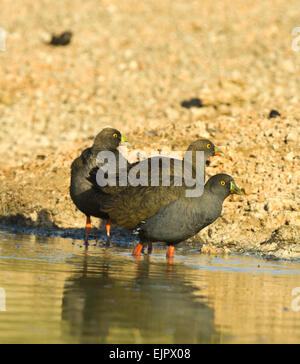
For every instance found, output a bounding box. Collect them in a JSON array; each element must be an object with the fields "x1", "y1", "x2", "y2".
[
  {"x1": 0, "y1": 229, "x2": 300, "y2": 344},
  {"x1": 61, "y1": 253, "x2": 221, "y2": 343}
]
